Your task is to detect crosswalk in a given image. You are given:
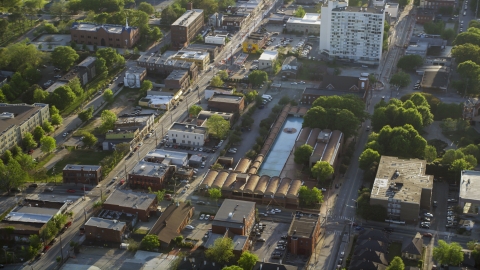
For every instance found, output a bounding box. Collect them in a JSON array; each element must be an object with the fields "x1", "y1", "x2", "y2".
[
  {"x1": 327, "y1": 215, "x2": 354, "y2": 221},
  {"x1": 324, "y1": 230, "x2": 343, "y2": 236}
]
